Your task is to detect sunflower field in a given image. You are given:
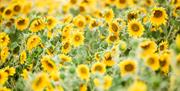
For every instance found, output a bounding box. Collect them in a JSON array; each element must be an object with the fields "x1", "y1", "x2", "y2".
[{"x1": 0, "y1": 0, "x2": 180, "y2": 91}]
